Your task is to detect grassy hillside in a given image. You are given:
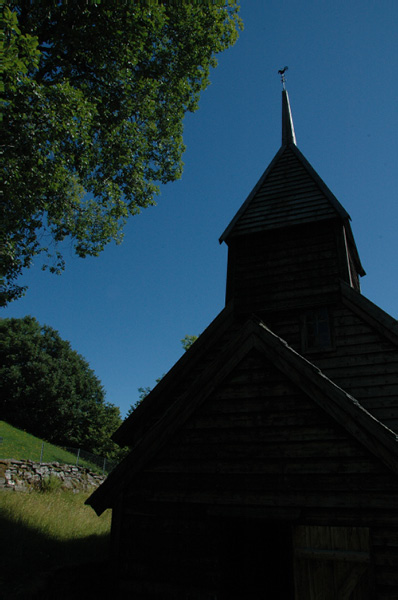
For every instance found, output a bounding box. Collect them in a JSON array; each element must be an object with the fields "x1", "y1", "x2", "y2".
[
  {"x1": 0, "y1": 488, "x2": 111, "y2": 599},
  {"x1": 0, "y1": 421, "x2": 98, "y2": 471}
]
